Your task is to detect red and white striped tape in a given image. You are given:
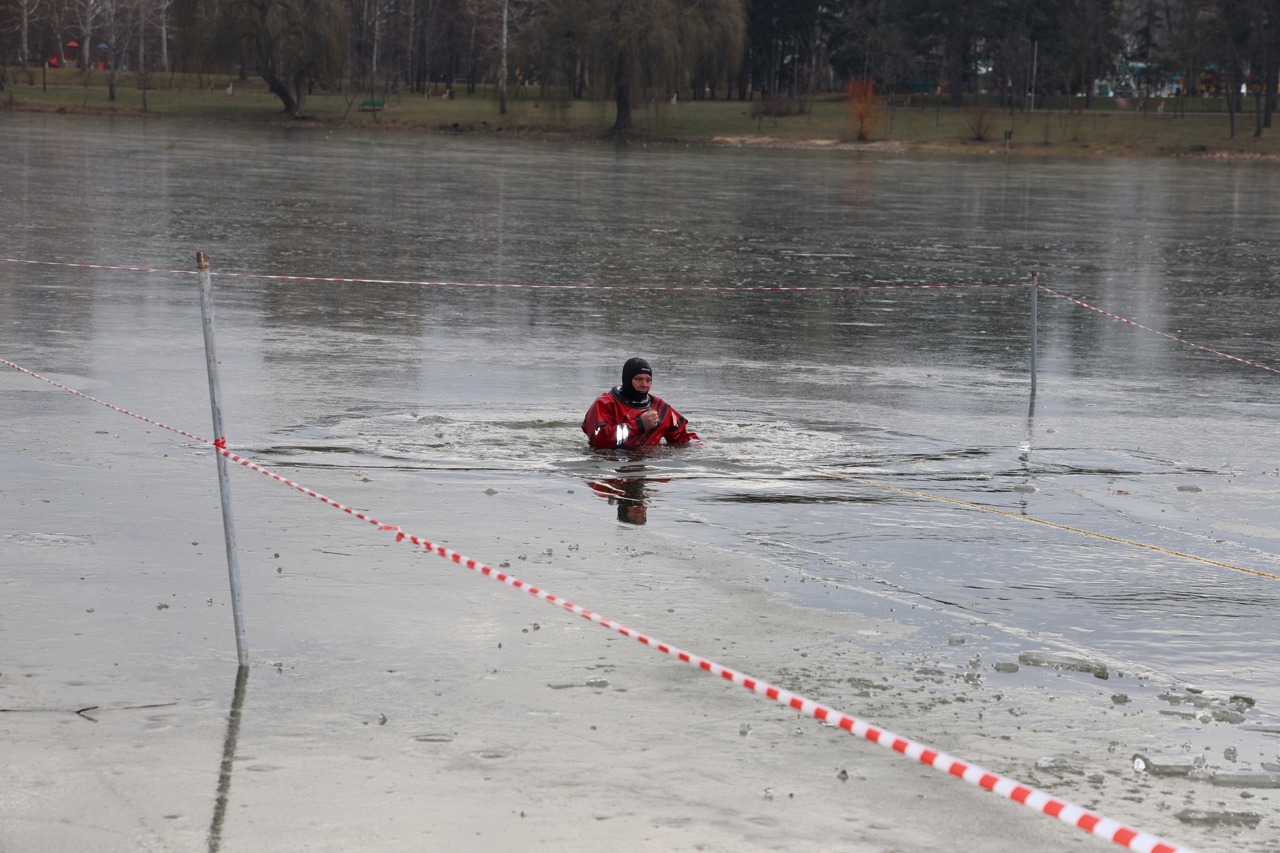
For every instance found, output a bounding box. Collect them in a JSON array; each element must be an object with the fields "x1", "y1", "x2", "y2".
[
  {"x1": 1, "y1": 359, "x2": 214, "y2": 444},
  {"x1": 1038, "y1": 284, "x2": 1279, "y2": 375},
  {"x1": 4, "y1": 255, "x2": 1276, "y2": 376},
  {"x1": 0, "y1": 255, "x2": 1021, "y2": 292},
  {"x1": 1, "y1": 356, "x2": 1198, "y2": 853}
]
